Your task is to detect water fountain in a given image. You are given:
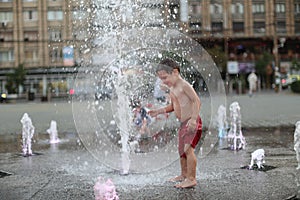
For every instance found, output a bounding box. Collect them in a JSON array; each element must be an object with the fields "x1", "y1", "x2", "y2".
[
  {"x1": 72, "y1": 0, "x2": 227, "y2": 175},
  {"x1": 216, "y1": 104, "x2": 227, "y2": 138},
  {"x1": 20, "y1": 113, "x2": 35, "y2": 156},
  {"x1": 294, "y1": 121, "x2": 300, "y2": 198},
  {"x1": 294, "y1": 121, "x2": 300, "y2": 169},
  {"x1": 249, "y1": 149, "x2": 265, "y2": 169},
  {"x1": 227, "y1": 102, "x2": 246, "y2": 150},
  {"x1": 47, "y1": 120, "x2": 60, "y2": 144},
  {"x1": 115, "y1": 71, "x2": 133, "y2": 175},
  {"x1": 94, "y1": 177, "x2": 119, "y2": 200}
]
